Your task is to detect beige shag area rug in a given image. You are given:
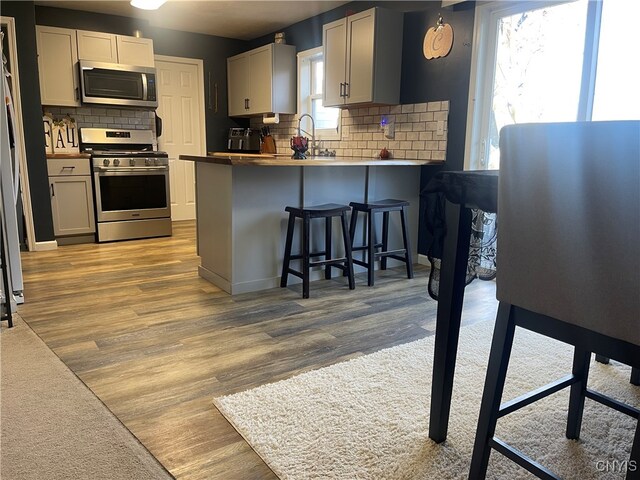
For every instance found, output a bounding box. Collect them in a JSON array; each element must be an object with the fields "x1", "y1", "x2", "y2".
[
  {"x1": 215, "y1": 320, "x2": 639, "y2": 479},
  {"x1": 1, "y1": 315, "x2": 172, "y2": 480}
]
